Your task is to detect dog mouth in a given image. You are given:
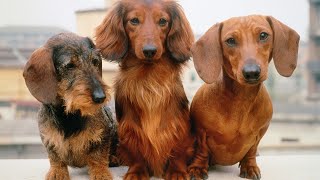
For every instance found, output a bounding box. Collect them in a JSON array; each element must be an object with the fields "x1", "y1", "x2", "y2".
[
  {"x1": 143, "y1": 59, "x2": 155, "y2": 64},
  {"x1": 245, "y1": 79, "x2": 261, "y2": 85}
]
